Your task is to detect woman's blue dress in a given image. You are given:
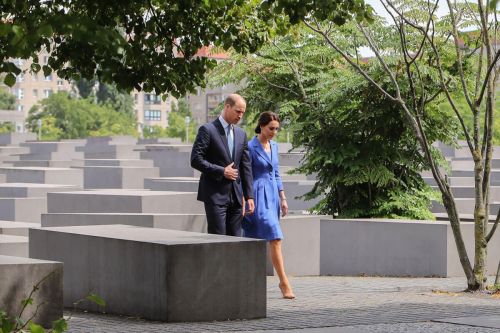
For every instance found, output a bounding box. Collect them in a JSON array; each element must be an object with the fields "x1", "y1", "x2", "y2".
[{"x1": 243, "y1": 136, "x2": 284, "y2": 241}]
